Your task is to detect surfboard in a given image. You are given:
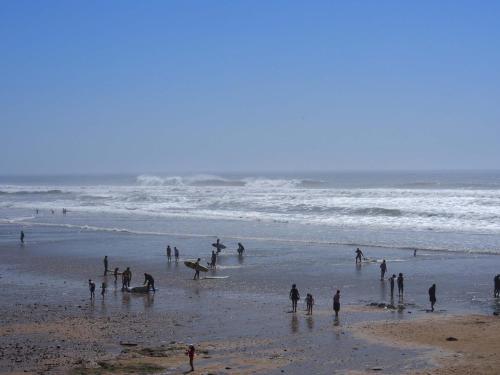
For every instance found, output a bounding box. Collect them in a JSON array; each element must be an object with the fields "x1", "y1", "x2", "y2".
[
  {"x1": 127, "y1": 286, "x2": 155, "y2": 293},
  {"x1": 202, "y1": 276, "x2": 229, "y2": 279},
  {"x1": 184, "y1": 261, "x2": 209, "y2": 272},
  {"x1": 212, "y1": 243, "x2": 226, "y2": 250}
]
